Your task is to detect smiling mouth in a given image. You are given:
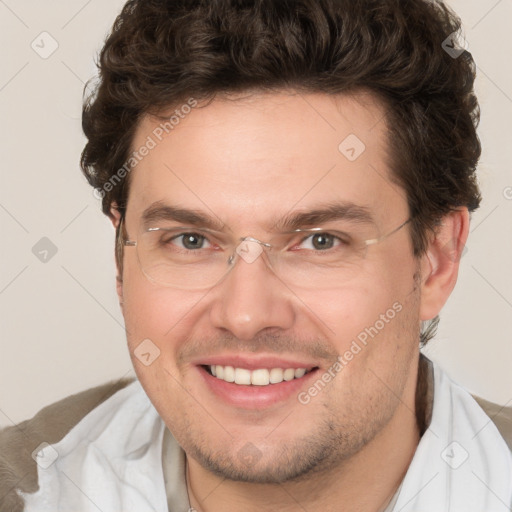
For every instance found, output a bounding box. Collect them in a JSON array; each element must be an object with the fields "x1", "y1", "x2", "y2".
[{"x1": 203, "y1": 364, "x2": 318, "y2": 386}]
